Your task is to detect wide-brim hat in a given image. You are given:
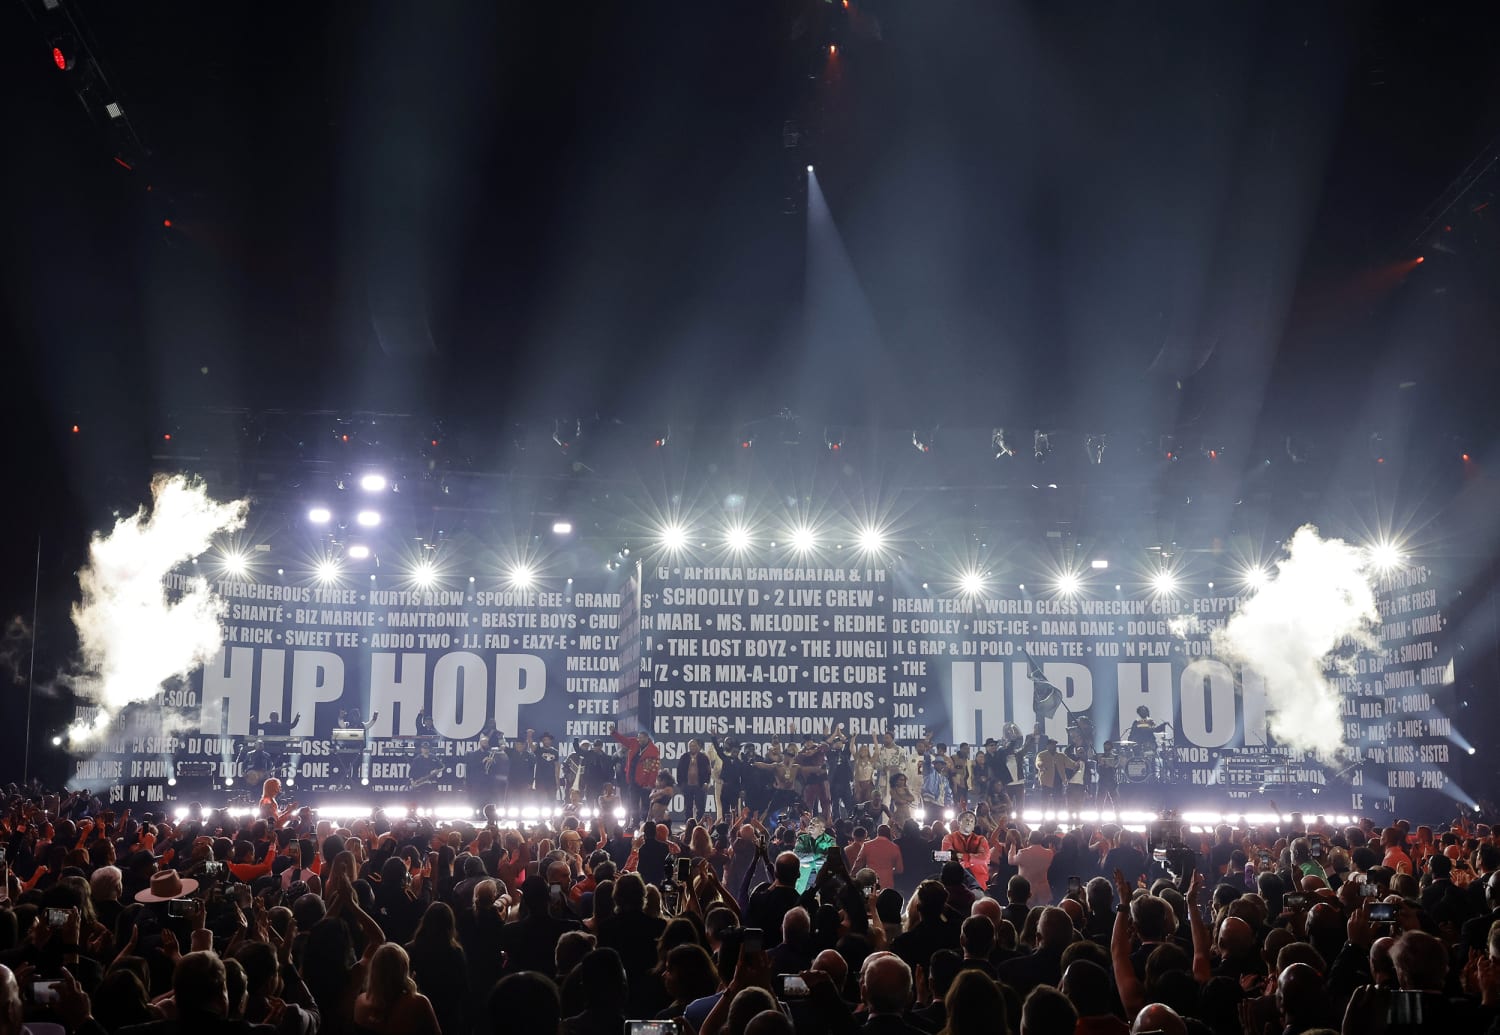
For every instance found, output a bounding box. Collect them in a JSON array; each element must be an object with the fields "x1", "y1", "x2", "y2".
[{"x1": 135, "y1": 868, "x2": 199, "y2": 903}]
